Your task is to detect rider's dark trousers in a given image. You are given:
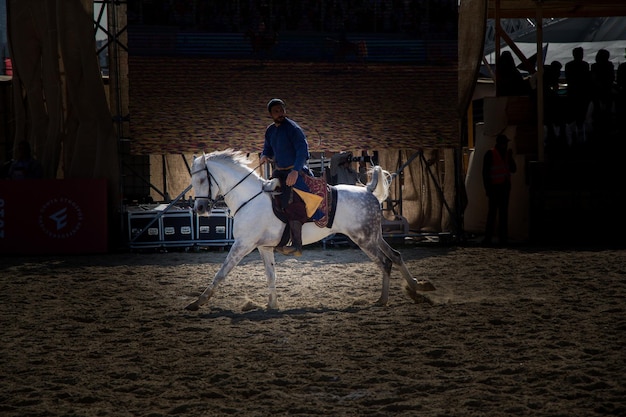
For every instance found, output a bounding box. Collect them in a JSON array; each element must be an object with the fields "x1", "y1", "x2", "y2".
[{"x1": 271, "y1": 169, "x2": 308, "y2": 223}]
